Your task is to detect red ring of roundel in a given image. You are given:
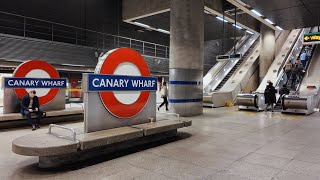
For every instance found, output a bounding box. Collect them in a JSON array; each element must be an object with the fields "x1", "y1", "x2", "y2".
[
  {"x1": 98, "y1": 48, "x2": 150, "y2": 118},
  {"x1": 13, "y1": 60, "x2": 60, "y2": 105}
]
